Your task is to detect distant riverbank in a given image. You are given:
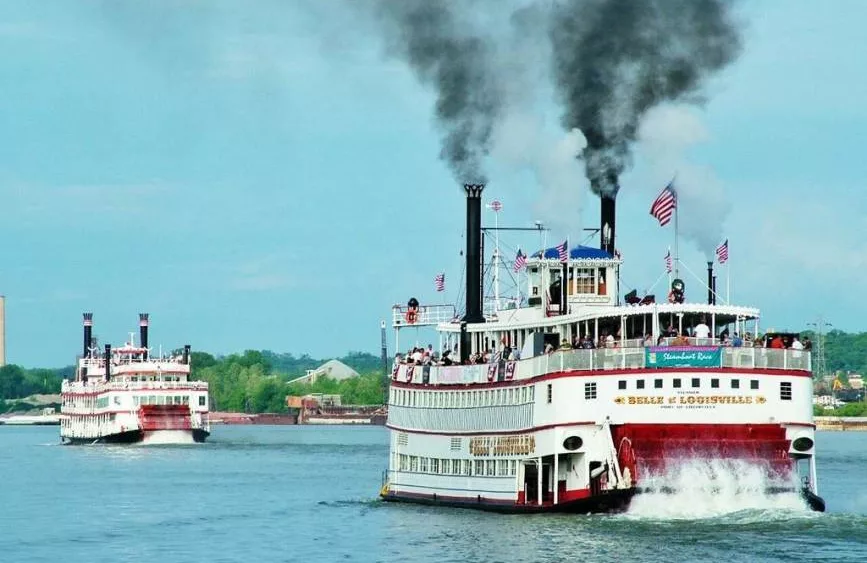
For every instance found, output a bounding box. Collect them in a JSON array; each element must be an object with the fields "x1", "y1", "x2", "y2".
[{"x1": 815, "y1": 417, "x2": 867, "y2": 431}]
